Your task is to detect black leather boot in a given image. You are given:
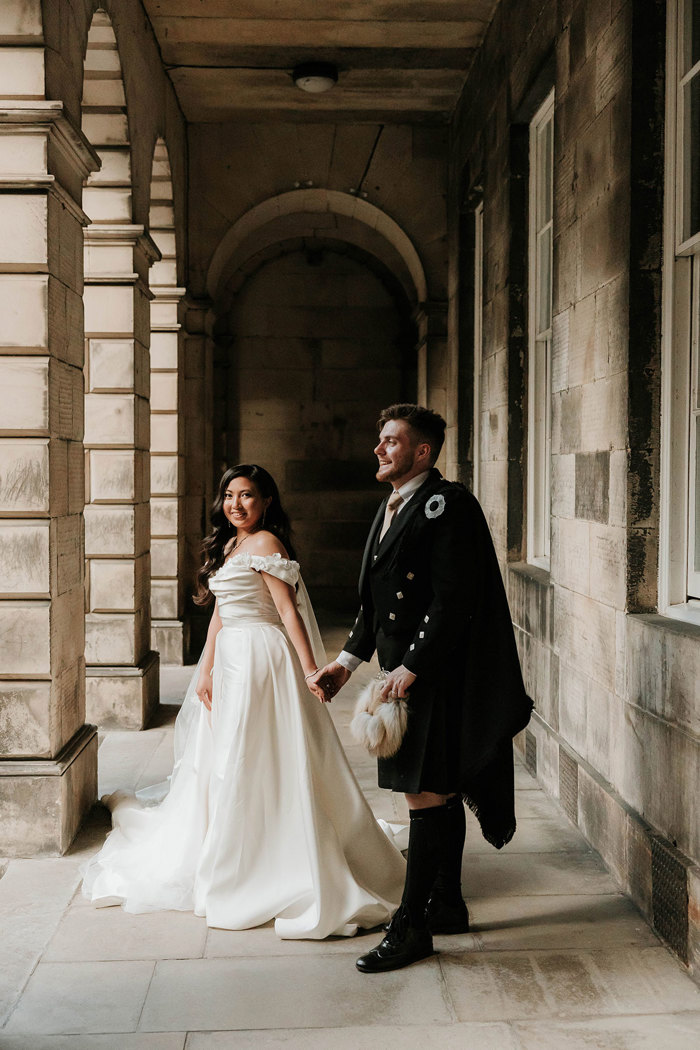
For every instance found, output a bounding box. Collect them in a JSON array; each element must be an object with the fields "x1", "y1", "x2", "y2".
[
  {"x1": 356, "y1": 905, "x2": 434, "y2": 973},
  {"x1": 426, "y1": 795, "x2": 469, "y2": 933},
  {"x1": 358, "y1": 804, "x2": 448, "y2": 972},
  {"x1": 425, "y1": 894, "x2": 470, "y2": 934}
]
